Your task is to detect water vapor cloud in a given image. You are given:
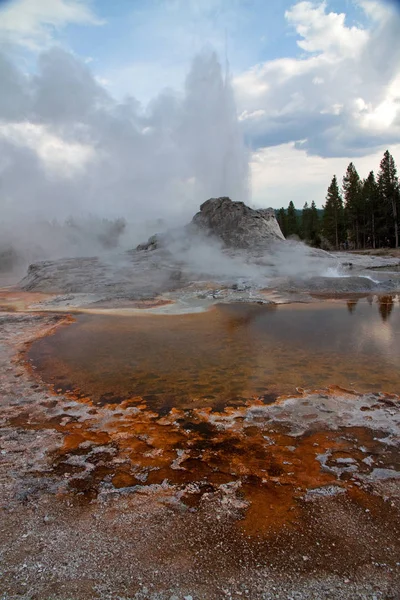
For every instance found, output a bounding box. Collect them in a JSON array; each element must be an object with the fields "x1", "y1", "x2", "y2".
[{"x1": 0, "y1": 46, "x2": 249, "y2": 268}]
